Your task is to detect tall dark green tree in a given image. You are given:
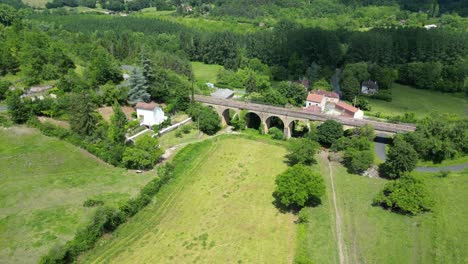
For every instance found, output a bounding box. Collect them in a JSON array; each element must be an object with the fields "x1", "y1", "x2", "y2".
[
  {"x1": 127, "y1": 68, "x2": 150, "y2": 105},
  {"x1": 108, "y1": 102, "x2": 128, "y2": 144},
  {"x1": 69, "y1": 93, "x2": 97, "y2": 137},
  {"x1": 317, "y1": 120, "x2": 343, "y2": 147}
]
